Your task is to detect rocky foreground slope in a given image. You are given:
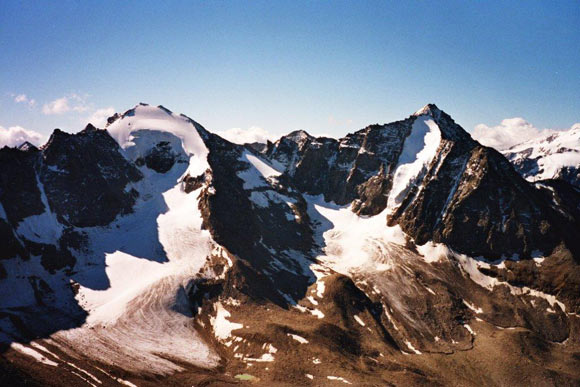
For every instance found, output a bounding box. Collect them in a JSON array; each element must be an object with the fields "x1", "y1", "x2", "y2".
[{"x1": 1, "y1": 104, "x2": 579, "y2": 386}]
